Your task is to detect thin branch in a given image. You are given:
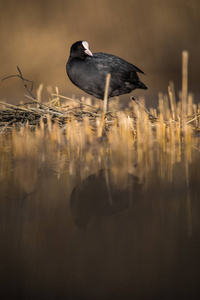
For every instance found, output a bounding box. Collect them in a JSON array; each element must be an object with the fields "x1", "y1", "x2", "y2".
[
  {"x1": 132, "y1": 97, "x2": 156, "y2": 120},
  {"x1": 2, "y1": 66, "x2": 35, "y2": 99}
]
